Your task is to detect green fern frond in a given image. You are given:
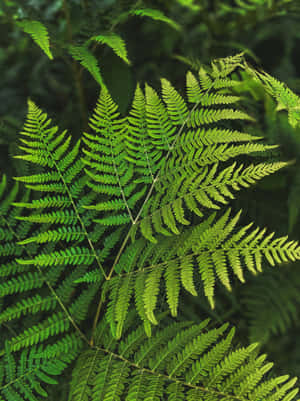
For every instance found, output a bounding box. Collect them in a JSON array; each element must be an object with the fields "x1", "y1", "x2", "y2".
[
  {"x1": 125, "y1": 84, "x2": 160, "y2": 183},
  {"x1": 130, "y1": 8, "x2": 181, "y2": 31},
  {"x1": 68, "y1": 315, "x2": 299, "y2": 401},
  {"x1": 0, "y1": 342, "x2": 76, "y2": 400},
  {"x1": 17, "y1": 20, "x2": 53, "y2": 60},
  {"x1": 244, "y1": 63, "x2": 300, "y2": 128},
  {"x1": 82, "y1": 87, "x2": 140, "y2": 225},
  {"x1": 18, "y1": 226, "x2": 85, "y2": 244},
  {"x1": 17, "y1": 246, "x2": 96, "y2": 267},
  {"x1": 69, "y1": 45, "x2": 104, "y2": 87},
  {"x1": 137, "y1": 161, "x2": 287, "y2": 242},
  {"x1": 186, "y1": 70, "x2": 241, "y2": 105},
  {"x1": 0, "y1": 294, "x2": 56, "y2": 323},
  {"x1": 106, "y1": 209, "x2": 300, "y2": 332},
  {"x1": 90, "y1": 33, "x2": 130, "y2": 64}
]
